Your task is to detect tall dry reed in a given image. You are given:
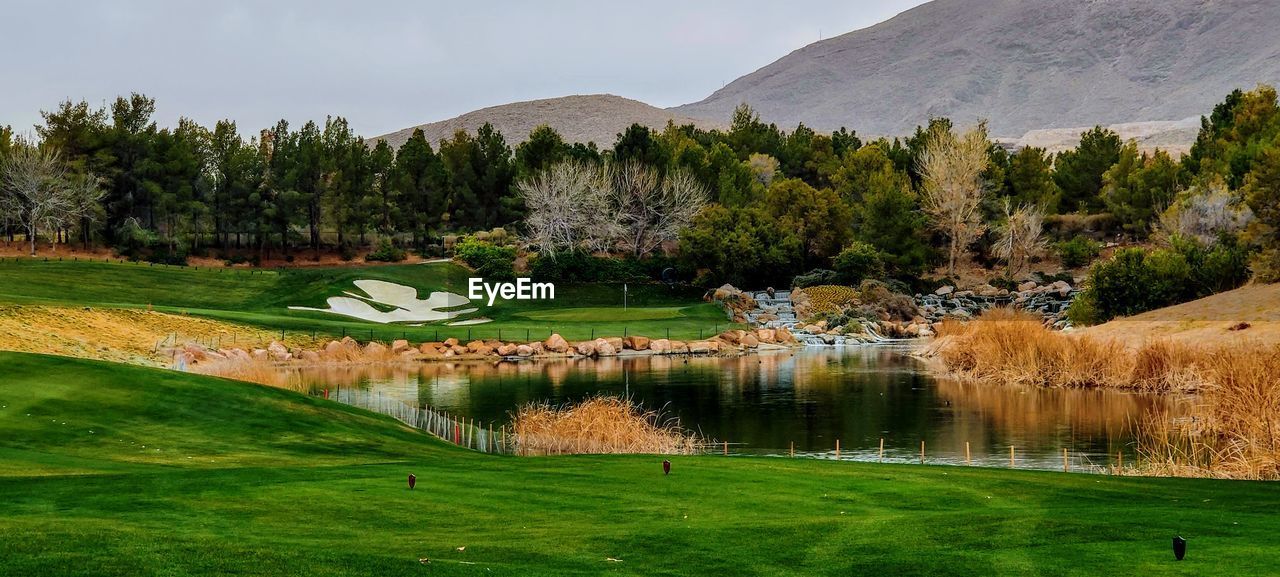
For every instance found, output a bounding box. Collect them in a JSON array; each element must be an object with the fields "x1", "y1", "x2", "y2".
[
  {"x1": 928, "y1": 308, "x2": 1280, "y2": 479},
  {"x1": 511, "y1": 395, "x2": 708, "y2": 456}
]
